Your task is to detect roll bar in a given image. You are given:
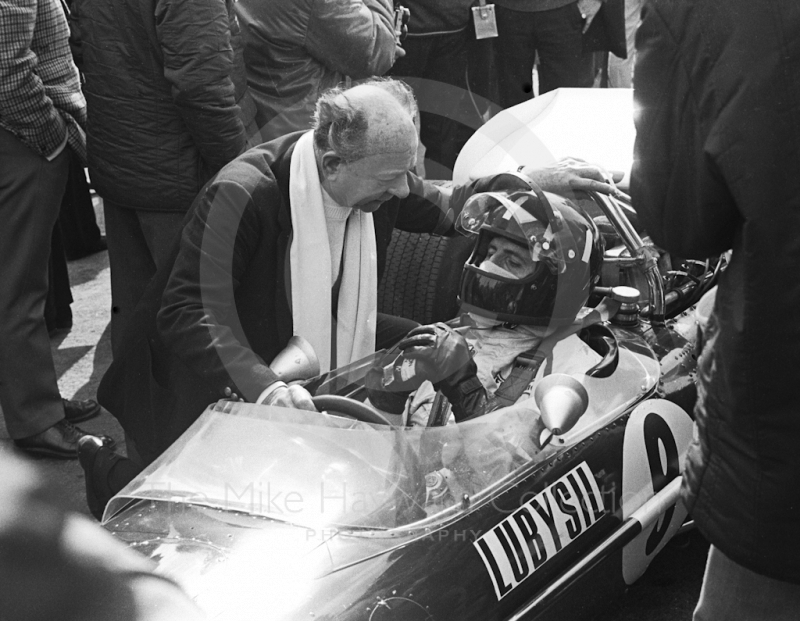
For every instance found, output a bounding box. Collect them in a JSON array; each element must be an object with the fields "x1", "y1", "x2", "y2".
[{"x1": 589, "y1": 191, "x2": 665, "y2": 326}]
